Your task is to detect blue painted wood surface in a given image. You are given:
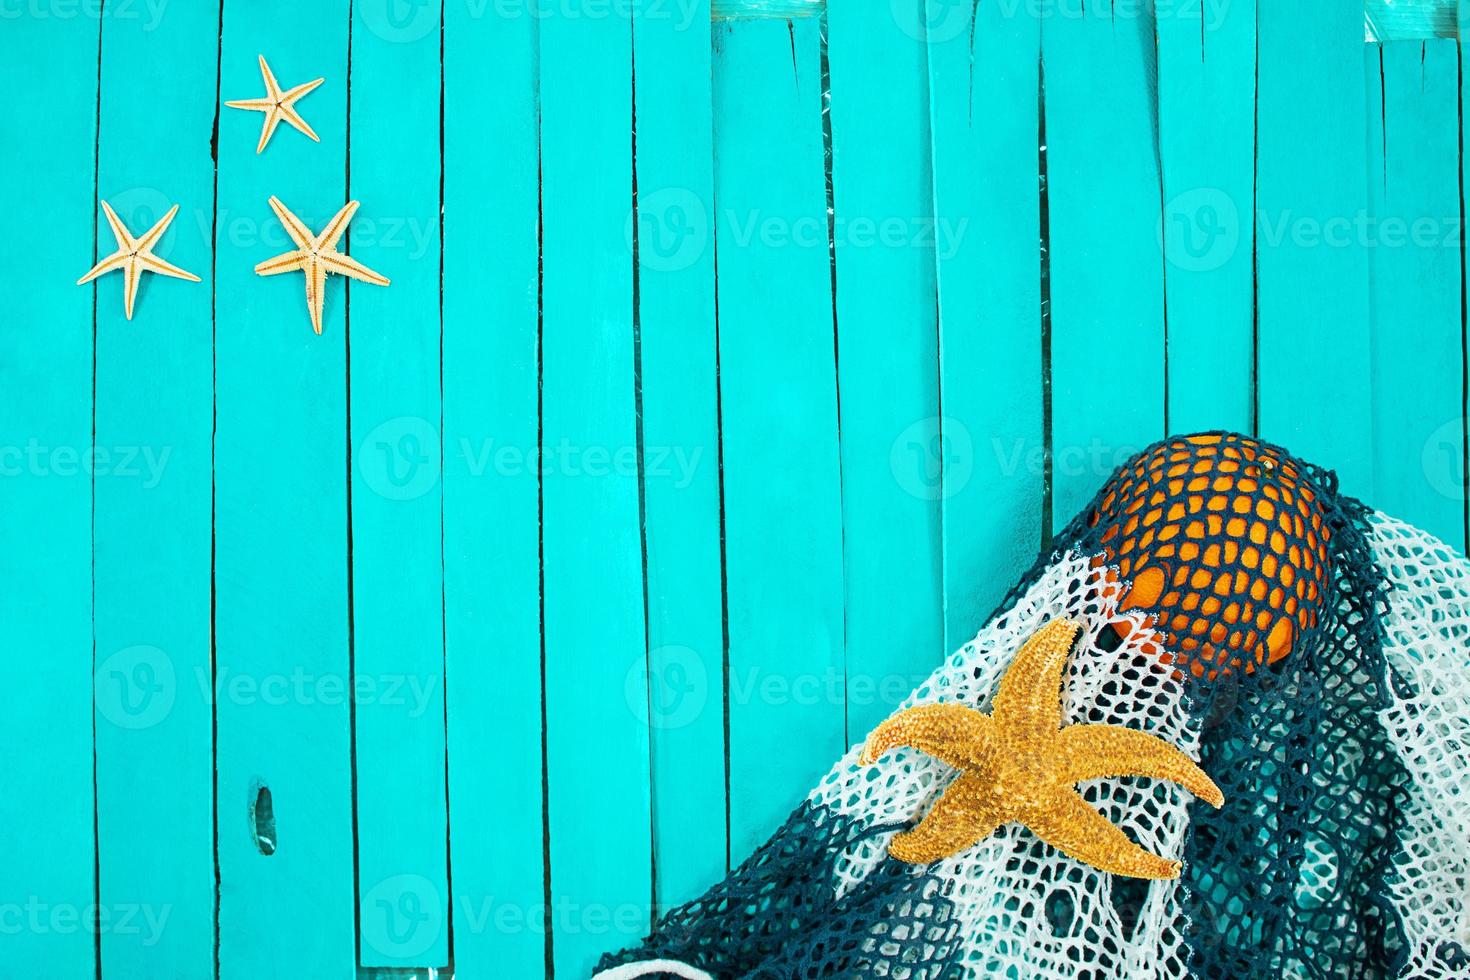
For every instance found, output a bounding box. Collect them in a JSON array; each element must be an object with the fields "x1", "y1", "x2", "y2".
[
  {"x1": 827, "y1": 2, "x2": 943, "y2": 738},
  {"x1": 538, "y1": 5, "x2": 653, "y2": 977},
  {"x1": 712, "y1": 16, "x2": 848, "y2": 861},
  {"x1": 1257, "y1": 0, "x2": 1375, "y2": 497},
  {"x1": 1044, "y1": 2, "x2": 1168, "y2": 526},
  {"x1": 631, "y1": 0, "x2": 729, "y2": 914},
  {"x1": 926, "y1": 0, "x2": 1044, "y2": 647},
  {"x1": 346, "y1": 2, "x2": 451, "y2": 968},
  {"x1": 0, "y1": 11, "x2": 99, "y2": 980},
  {"x1": 442, "y1": 3, "x2": 547, "y2": 978},
  {"x1": 1367, "y1": 40, "x2": 1465, "y2": 550},
  {"x1": 92, "y1": 4, "x2": 217, "y2": 977},
  {"x1": 5, "y1": 6, "x2": 1470, "y2": 978},
  {"x1": 1156, "y1": 0, "x2": 1257, "y2": 436},
  {"x1": 214, "y1": 5, "x2": 357, "y2": 977}
]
